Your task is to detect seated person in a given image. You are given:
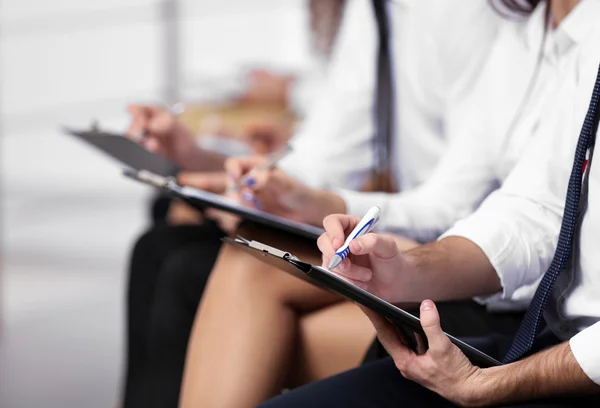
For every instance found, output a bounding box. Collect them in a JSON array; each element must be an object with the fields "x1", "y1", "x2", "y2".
[
  {"x1": 179, "y1": 0, "x2": 600, "y2": 407},
  {"x1": 121, "y1": 1, "x2": 347, "y2": 407},
  {"x1": 262, "y1": 15, "x2": 600, "y2": 406}
]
